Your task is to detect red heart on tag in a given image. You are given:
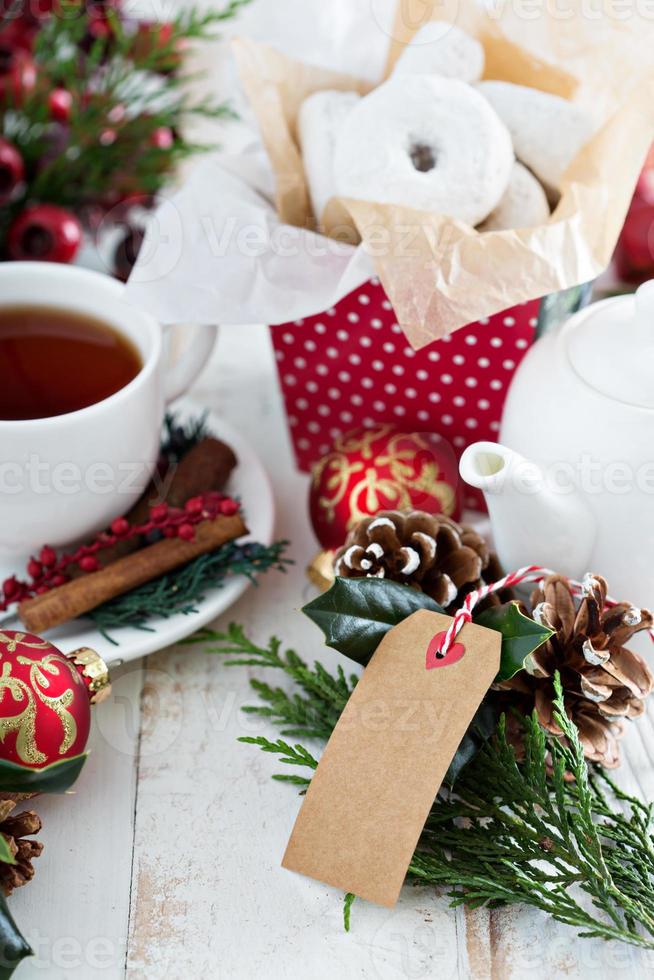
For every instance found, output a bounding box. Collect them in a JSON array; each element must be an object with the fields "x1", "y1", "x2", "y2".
[{"x1": 426, "y1": 632, "x2": 466, "y2": 670}]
